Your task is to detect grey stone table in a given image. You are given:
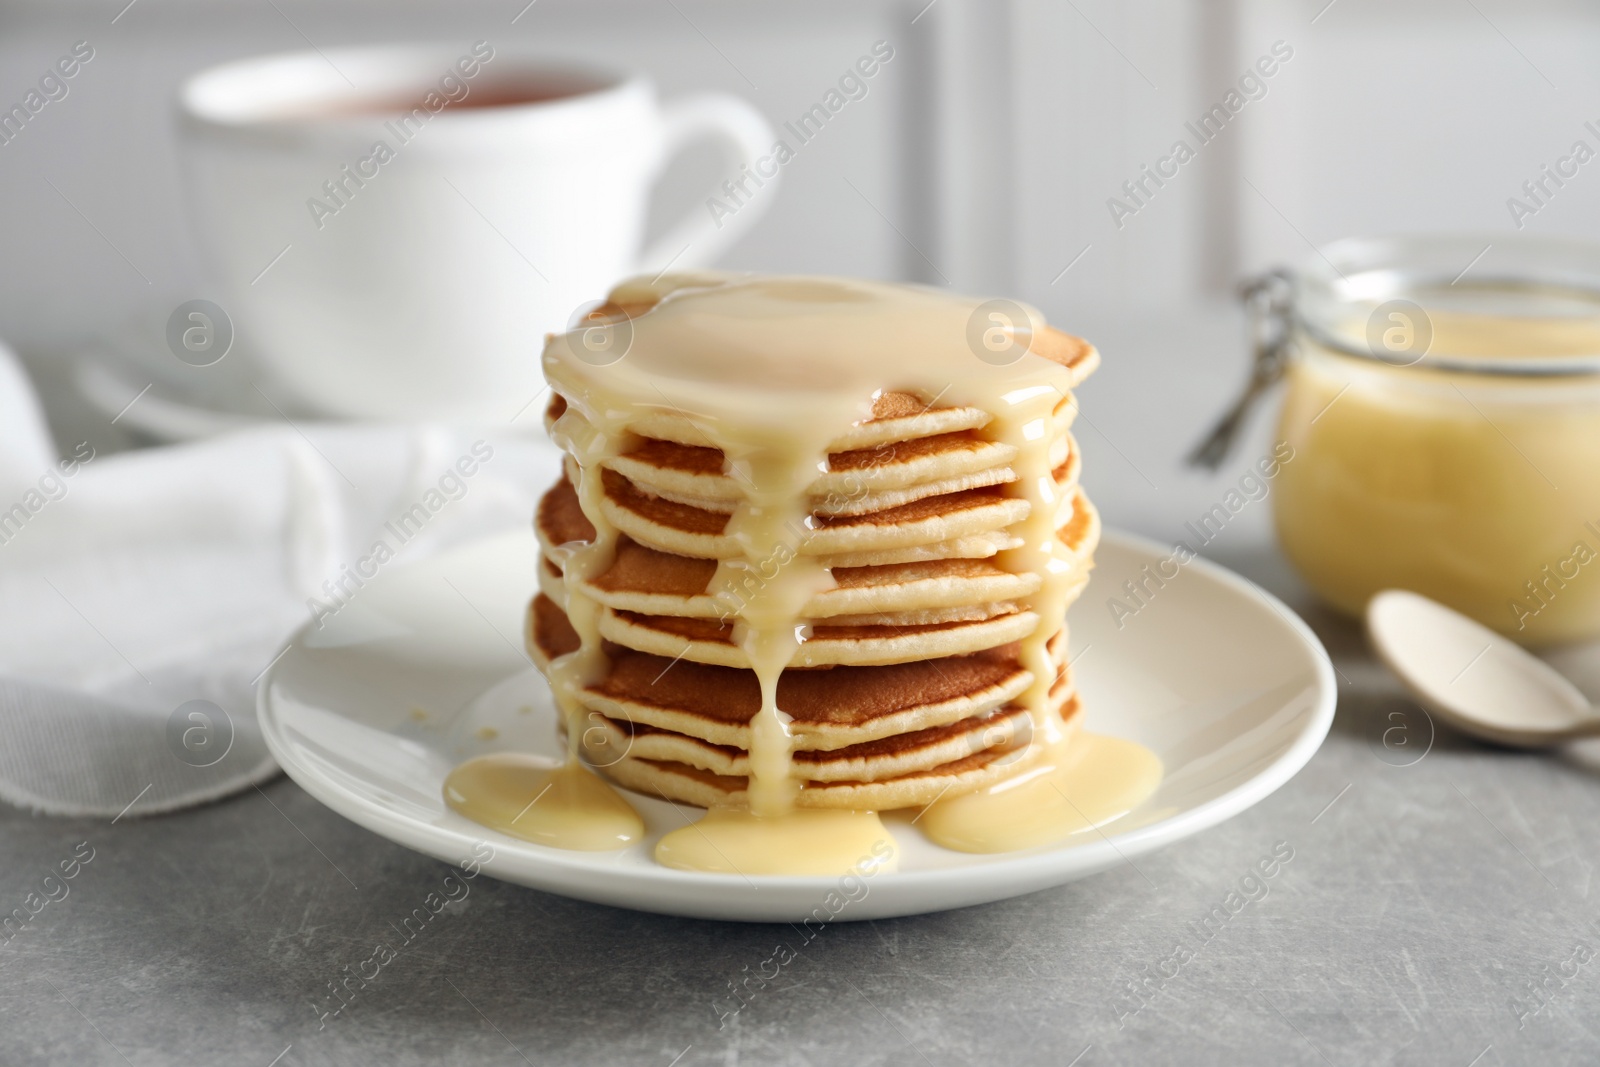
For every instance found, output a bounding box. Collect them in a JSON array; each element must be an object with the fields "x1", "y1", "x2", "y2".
[
  {"x1": 6, "y1": 568, "x2": 1599, "y2": 1067},
  {"x1": 7, "y1": 308, "x2": 1599, "y2": 1065}
]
